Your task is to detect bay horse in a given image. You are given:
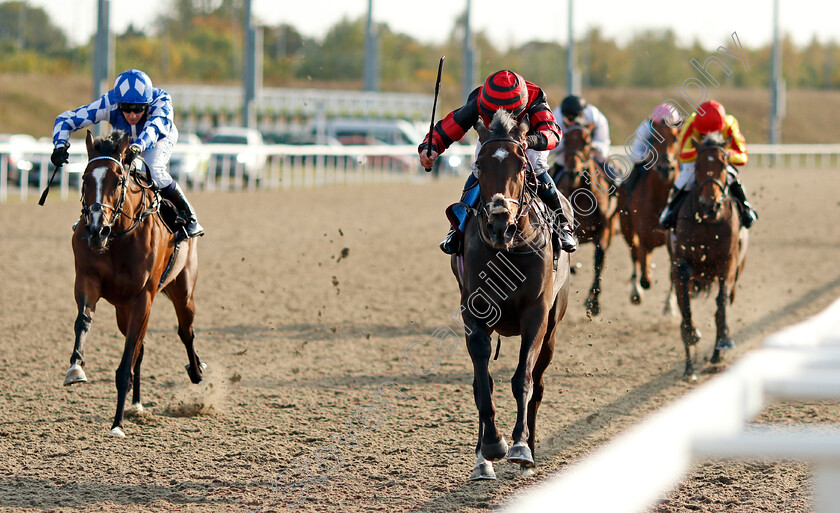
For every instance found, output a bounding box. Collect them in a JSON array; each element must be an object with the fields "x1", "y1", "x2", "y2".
[
  {"x1": 65, "y1": 130, "x2": 205, "y2": 436},
  {"x1": 669, "y1": 132, "x2": 748, "y2": 382},
  {"x1": 451, "y1": 110, "x2": 571, "y2": 480},
  {"x1": 553, "y1": 124, "x2": 618, "y2": 317},
  {"x1": 618, "y1": 119, "x2": 680, "y2": 313}
]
